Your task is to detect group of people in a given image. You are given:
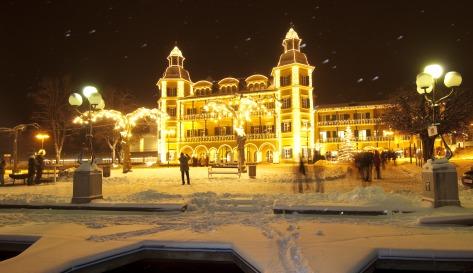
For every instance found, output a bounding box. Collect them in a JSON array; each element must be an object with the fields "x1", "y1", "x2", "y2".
[
  {"x1": 354, "y1": 150, "x2": 397, "y2": 182},
  {"x1": 27, "y1": 150, "x2": 45, "y2": 185},
  {"x1": 190, "y1": 155, "x2": 209, "y2": 167}
]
